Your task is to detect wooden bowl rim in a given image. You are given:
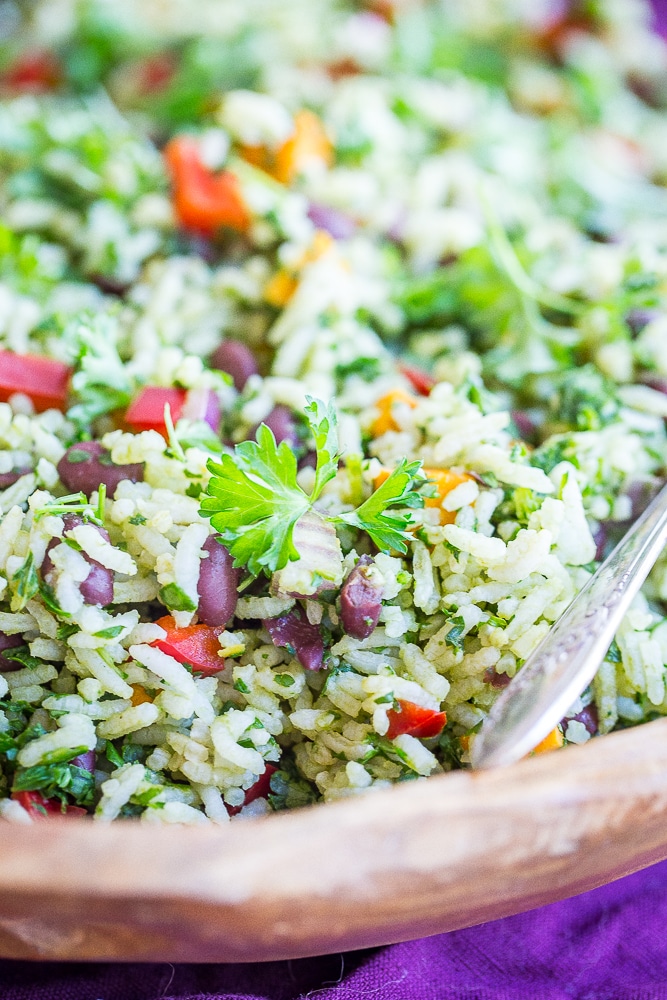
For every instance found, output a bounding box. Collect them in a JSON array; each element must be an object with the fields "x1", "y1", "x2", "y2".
[{"x1": 1, "y1": 718, "x2": 667, "y2": 962}]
